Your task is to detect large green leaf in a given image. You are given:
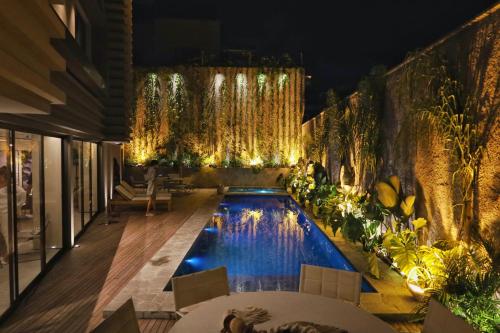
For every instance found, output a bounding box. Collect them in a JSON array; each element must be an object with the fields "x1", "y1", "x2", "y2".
[
  {"x1": 412, "y1": 217, "x2": 427, "y2": 231},
  {"x1": 375, "y1": 181, "x2": 398, "y2": 208},
  {"x1": 400, "y1": 195, "x2": 415, "y2": 217},
  {"x1": 388, "y1": 175, "x2": 401, "y2": 194},
  {"x1": 386, "y1": 230, "x2": 418, "y2": 276},
  {"x1": 382, "y1": 230, "x2": 395, "y2": 251},
  {"x1": 418, "y1": 245, "x2": 446, "y2": 283},
  {"x1": 342, "y1": 214, "x2": 364, "y2": 243}
]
